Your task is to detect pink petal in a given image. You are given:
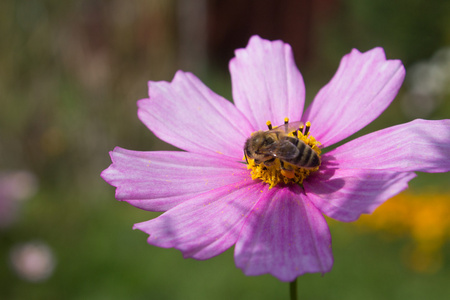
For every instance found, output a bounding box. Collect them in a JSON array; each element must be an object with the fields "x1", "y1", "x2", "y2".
[
  {"x1": 323, "y1": 119, "x2": 450, "y2": 173},
  {"x1": 138, "y1": 71, "x2": 254, "y2": 159},
  {"x1": 234, "y1": 184, "x2": 333, "y2": 282},
  {"x1": 305, "y1": 168, "x2": 416, "y2": 222},
  {"x1": 229, "y1": 35, "x2": 306, "y2": 130},
  {"x1": 133, "y1": 180, "x2": 262, "y2": 260},
  {"x1": 303, "y1": 48, "x2": 405, "y2": 147},
  {"x1": 101, "y1": 147, "x2": 250, "y2": 211}
]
